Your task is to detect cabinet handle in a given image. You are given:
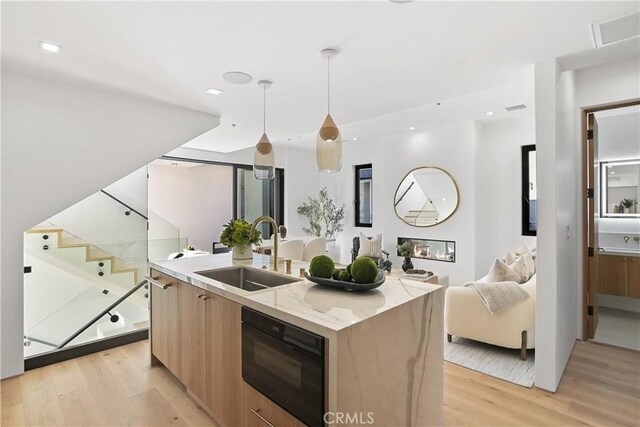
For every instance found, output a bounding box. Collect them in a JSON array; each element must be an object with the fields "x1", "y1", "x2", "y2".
[
  {"x1": 145, "y1": 276, "x2": 172, "y2": 290},
  {"x1": 250, "y1": 409, "x2": 275, "y2": 427},
  {"x1": 197, "y1": 294, "x2": 206, "y2": 299}
]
